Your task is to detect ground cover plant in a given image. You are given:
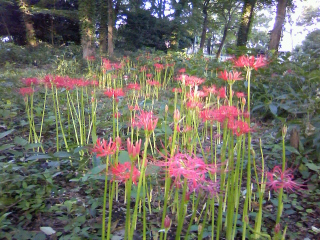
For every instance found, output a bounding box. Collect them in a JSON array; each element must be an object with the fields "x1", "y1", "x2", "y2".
[{"x1": 0, "y1": 48, "x2": 320, "y2": 240}]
